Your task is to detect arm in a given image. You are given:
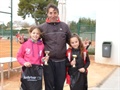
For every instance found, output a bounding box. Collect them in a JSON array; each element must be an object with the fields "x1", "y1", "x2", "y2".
[
  {"x1": 84, "y1": 53, "x2": 90, "y2": 69},
  {"x1": 66, "y1": 25, "x2": 72, "y2": 45},
  {"x1": 78, "y1": 53, "x2": 90, "y2": 73},
  {"x1": 17, "y1": 44, "x2": 32, "y2": 67},
  {"x1": 18, "y1": 34, "x2": 28, "y2": 44},
  {"x1": 17, "y1": 45, "x2": 26, "y2": 66},
  {"x1": 86, "y1": 41, "x2": 92, "y2": 50}
]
